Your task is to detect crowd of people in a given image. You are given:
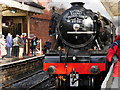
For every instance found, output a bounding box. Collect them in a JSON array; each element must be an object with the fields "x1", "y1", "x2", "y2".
[
  {"x1": 0, "y1": 33, "x2": 40, "y2": 59},
  {"x1": 0, "y1": 33, "x2": 27, "y2": 59},
  {"x1": 0, "y1": 33, "x2": 28, "y2": 59},
  {"x1": 0, "y1": 32, "x2": 53, "y2": 60}
]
